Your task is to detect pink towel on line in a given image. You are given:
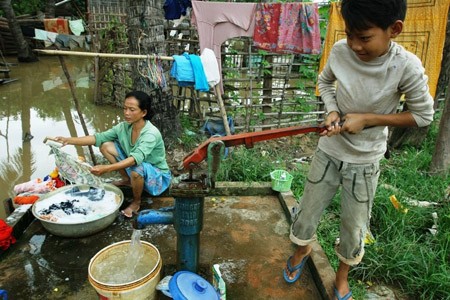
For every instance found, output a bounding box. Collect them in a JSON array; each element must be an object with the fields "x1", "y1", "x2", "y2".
[{"x1": 254, "y1": 3, "x2": 321, "y2": 55}]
